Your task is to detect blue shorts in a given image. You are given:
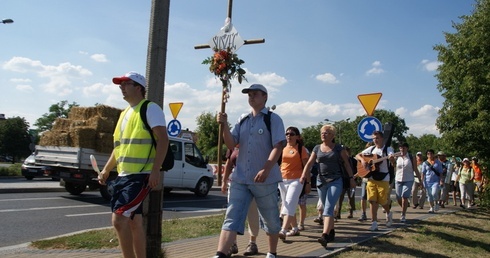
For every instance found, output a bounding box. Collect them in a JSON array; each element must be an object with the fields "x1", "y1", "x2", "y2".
[
  {"x1": 222, "y1": 182, "x2": 281, "y2": 235},
  {"x1": 395, "y1": 181, "x2": 414, "y2": 199},
  {"x1": 109, "y1": 174, "x2": 151, "y2": 218}
]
